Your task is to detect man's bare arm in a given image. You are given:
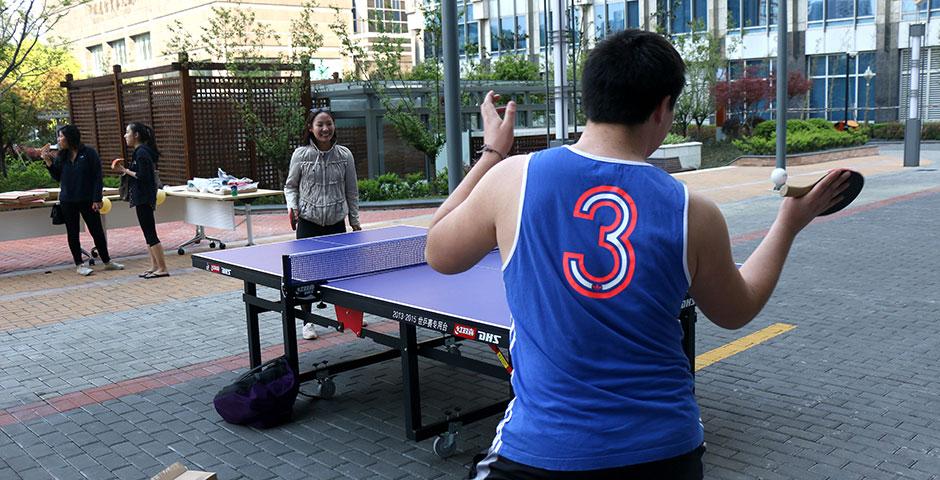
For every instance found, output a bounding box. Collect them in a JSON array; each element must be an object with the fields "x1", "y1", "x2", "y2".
[
  {"x1": 688, "y1": 170, "x2": 852, "y2": 329},
  {"x1": 426, "y1": 91, "x2": 517, "y2": 274}
]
